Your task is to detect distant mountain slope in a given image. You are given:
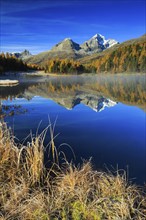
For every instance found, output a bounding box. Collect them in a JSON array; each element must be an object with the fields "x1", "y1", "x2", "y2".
[
  {"x1": 12, "y1": 50, "x2": 32, "y2": 60},
  {"x1": 42, "y1": 34, "x2": 146, "y2": 74},
  {"x1": 79, "y1": 34, "x2": 146, "y2": 64},
  {"x1": 88, "y1": 34, "x2": 146, "y2": 73},
  {"x1": 24, "y1": 34, "x2": 146, "y2": 73},
  {"x1": 26, "y1": 33, "x2": 118, "y2": 64}
]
